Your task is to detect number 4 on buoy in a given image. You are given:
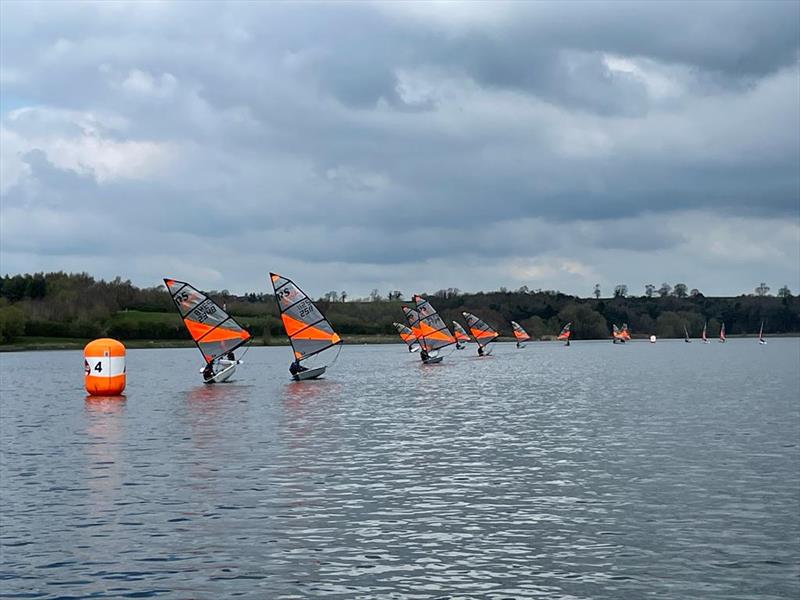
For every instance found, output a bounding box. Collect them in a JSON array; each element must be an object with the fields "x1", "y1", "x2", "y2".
[{"x1": 84, "y1": 338, "x2": 126, "y2": 396}]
